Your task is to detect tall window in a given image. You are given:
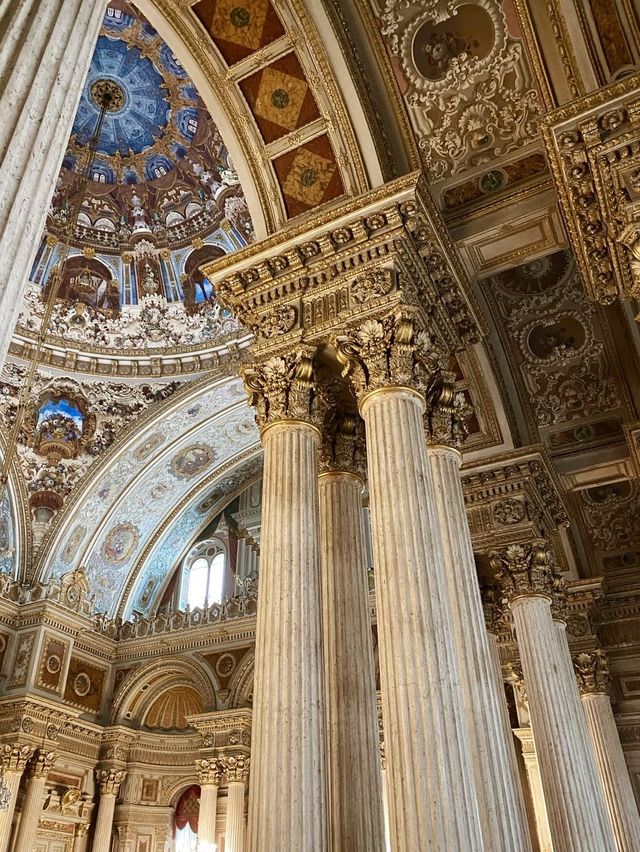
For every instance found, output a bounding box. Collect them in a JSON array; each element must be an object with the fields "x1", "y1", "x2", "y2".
[{"x1": 182, "y1": 542, "x2": 226, "y2": 610}]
